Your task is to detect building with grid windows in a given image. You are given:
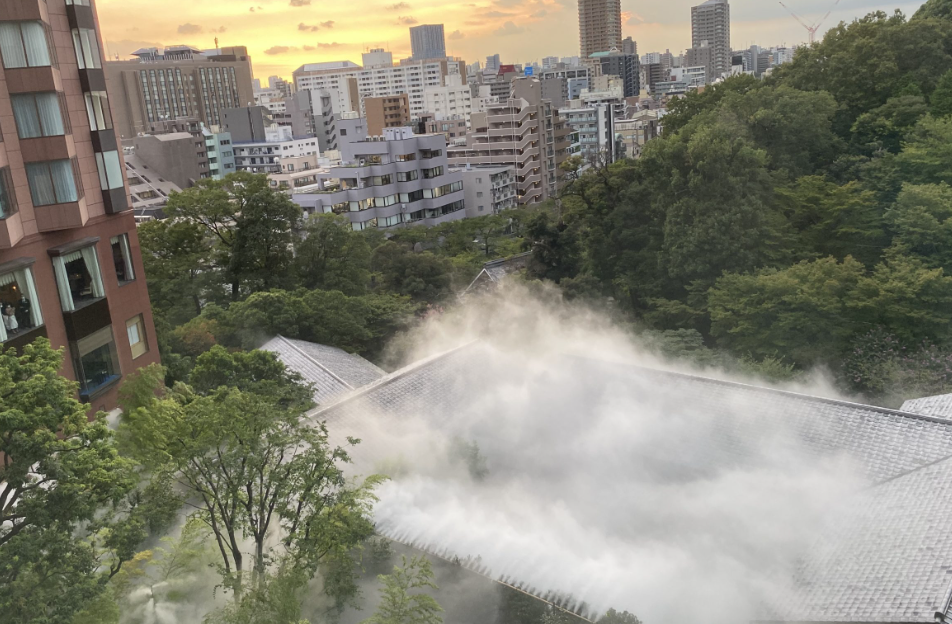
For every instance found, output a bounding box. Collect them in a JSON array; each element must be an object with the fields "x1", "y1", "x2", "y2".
[
  {"x1": 104, "y1": 45, "x2": 255, "y2": 140},
  {"x1": 0, "y1": 0, "x2": 159, "y2": 411}
]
